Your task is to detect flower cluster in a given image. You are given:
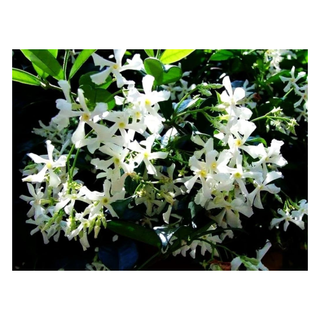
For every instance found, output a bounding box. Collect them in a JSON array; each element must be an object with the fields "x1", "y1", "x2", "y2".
[{"x1": 17, "y1": 49, "x2": 308, "y2": 270}]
